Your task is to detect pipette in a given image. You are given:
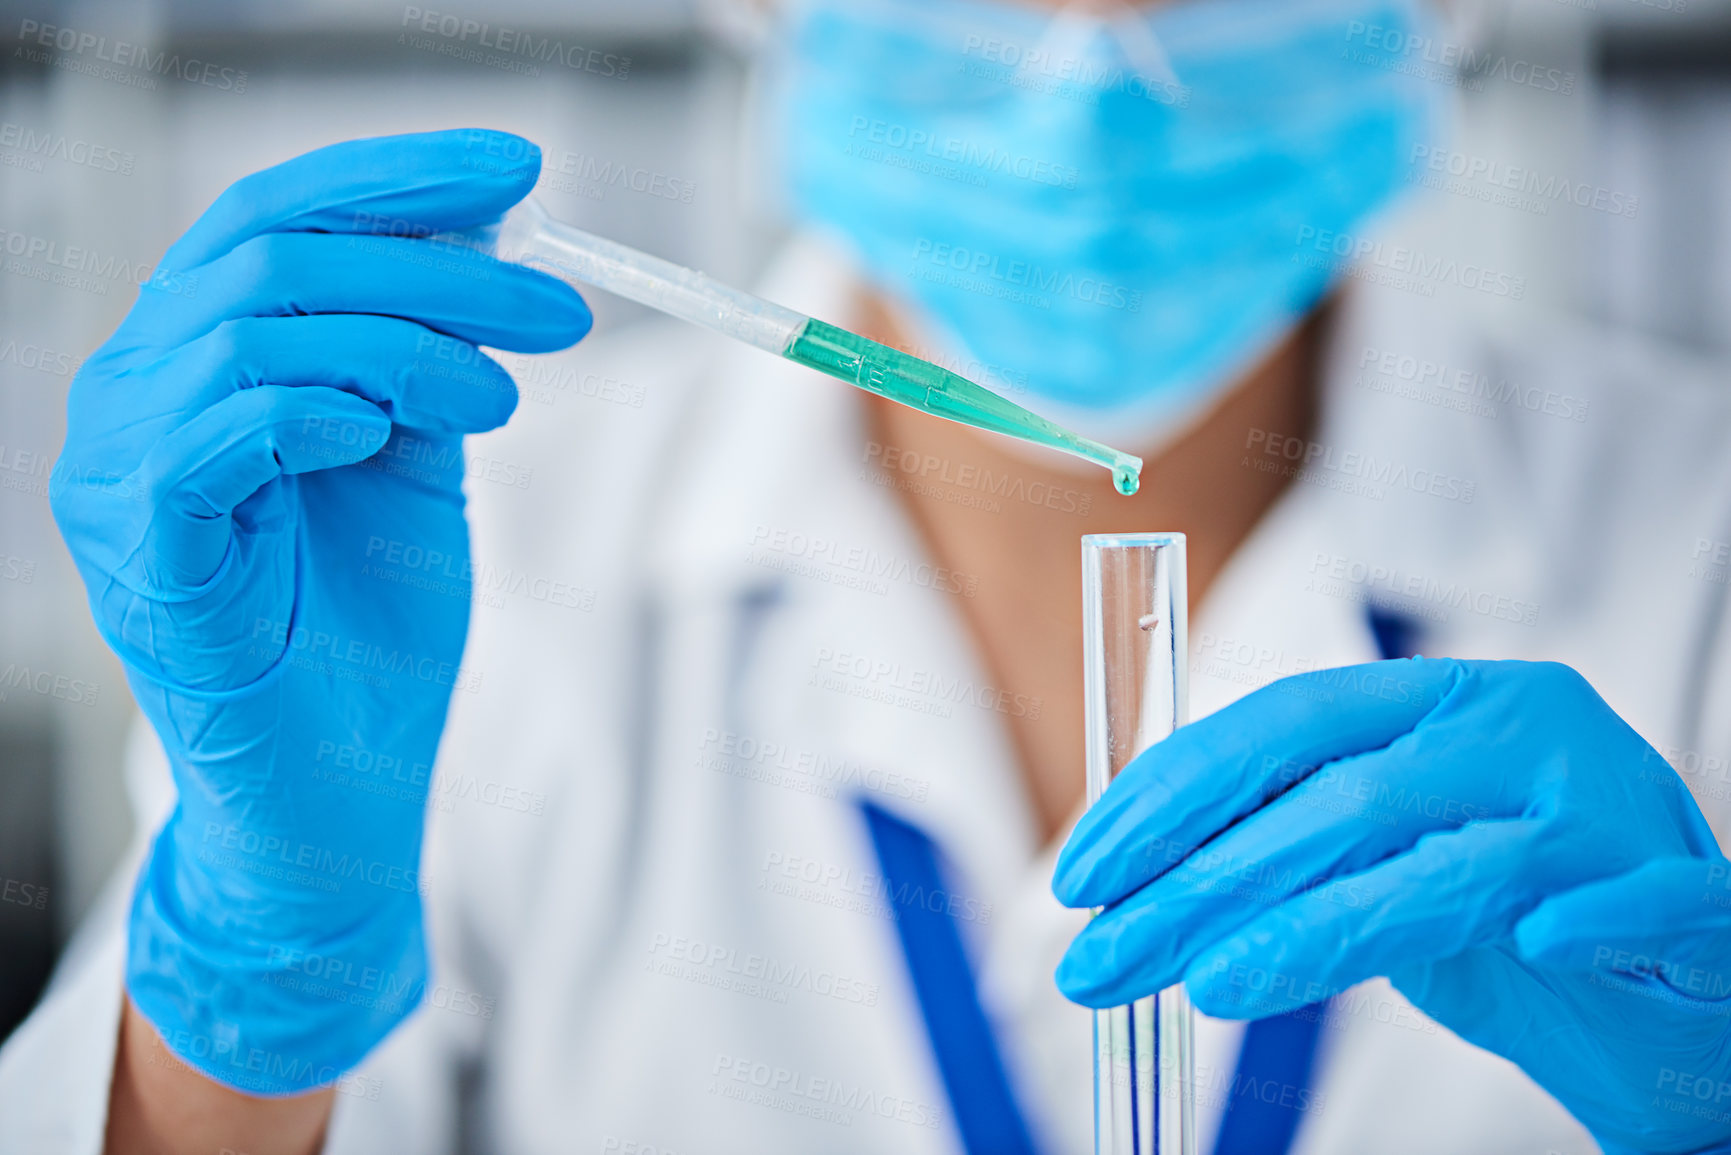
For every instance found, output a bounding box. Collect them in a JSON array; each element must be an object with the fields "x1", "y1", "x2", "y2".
[{"x1": 449, "y1": 199, "x2": 1144, "y2": 495}]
